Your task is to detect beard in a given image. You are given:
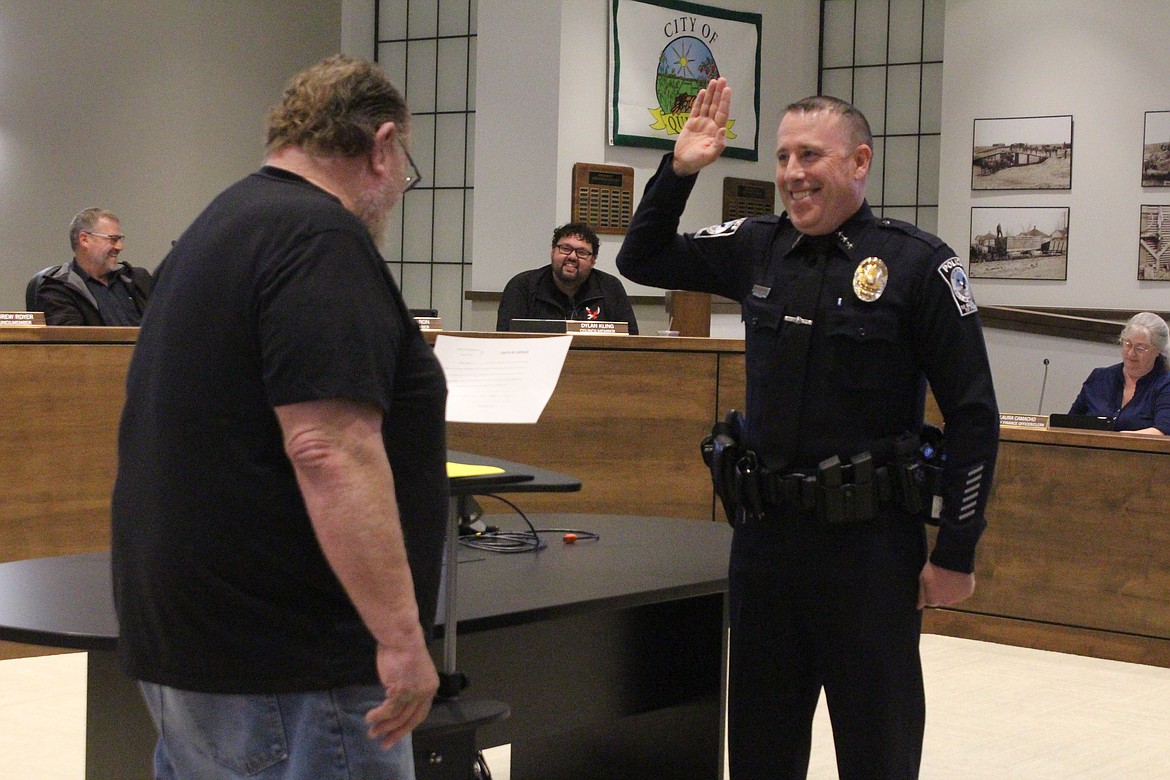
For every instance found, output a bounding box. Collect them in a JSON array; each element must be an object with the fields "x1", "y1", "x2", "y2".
[{"x1": 353, "y1": 176, "x2": 401, "y2": 249}]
